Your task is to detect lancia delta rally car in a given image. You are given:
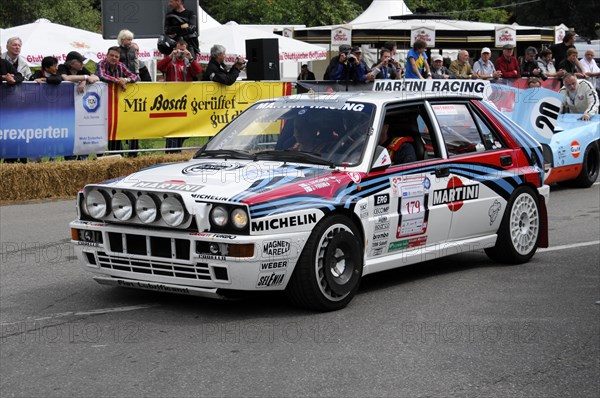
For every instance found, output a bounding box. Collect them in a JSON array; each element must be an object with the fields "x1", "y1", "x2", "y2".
[{"x1": 70, "y1": 90, "x2": 550, "y2": 311}]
